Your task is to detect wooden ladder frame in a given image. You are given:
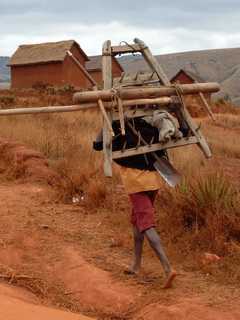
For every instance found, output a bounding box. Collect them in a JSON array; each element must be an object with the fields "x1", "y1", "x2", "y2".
[{"x1": 102, "y1": 38, "x2": 211, "y2": 177}]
